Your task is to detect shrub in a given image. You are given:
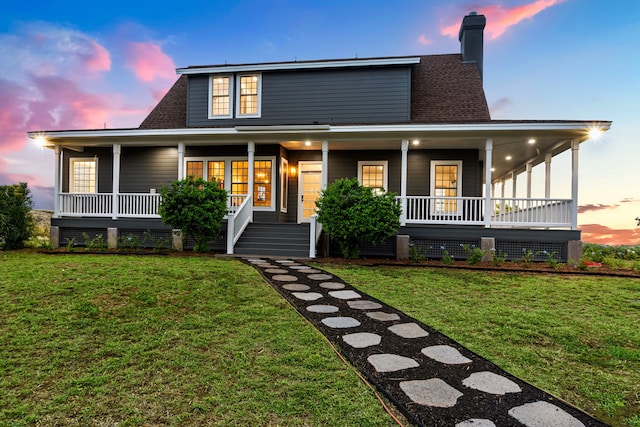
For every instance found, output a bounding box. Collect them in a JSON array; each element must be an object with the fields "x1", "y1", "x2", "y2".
[
  {"x1": 461, "y1": 244, "x2": 485, "y2": 265},
  {"x1": 159, "y1": 177, "x2": 228, "y2": 252},
  {"x1": 0, "y1": 183, "x2": 34, "y2": 250},
  {"x1": 316, "y1": 178, "x2": 401, "y2": 259}
]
